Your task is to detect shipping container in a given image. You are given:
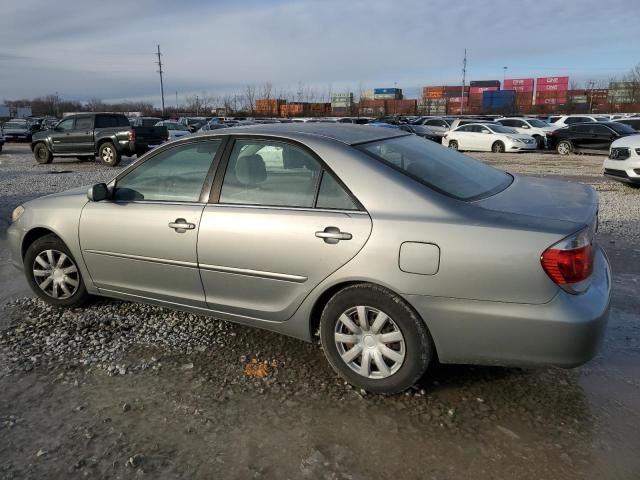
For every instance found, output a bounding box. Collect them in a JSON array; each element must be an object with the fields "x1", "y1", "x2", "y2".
[
  {"x1": 482, "y1": 90, "x2": 516, "y2": 113},
  {"x1": 374, "y1": 88, "x2": 402, "y2": 95},
  {"x1": 385, "y1": 99, "x2": 416, "y2": 115},
  {"x1": 536, "y1": 76, "x2": 569, "y2": 86},
  {"x1": 470, "y1": 80, "x2": 500, "y2": 88},
  {"x1": 536, "y1": 83, "x2": 569, "y2": 92},
  {"x1": 469, "y1": 86, "x2": 498, "y2": 95},
  {"x1": 569, "y1": 96, "x2": 588, "y2": 104},
  {"x1": 374, "y1": 93, "x2": 402, "y2": 100},
  {"x1": 504, "y1": 78, "x2": 534, "y2": 90},
  {"x1": 360, "y1": 89, "x2": 375, "y2": 100},
  {"x1": 255, "y1": 99, "x2": 287, "y2": 116},
  {"x1": 447, "y1": 96, "x2": 468, "y2": 104}
]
